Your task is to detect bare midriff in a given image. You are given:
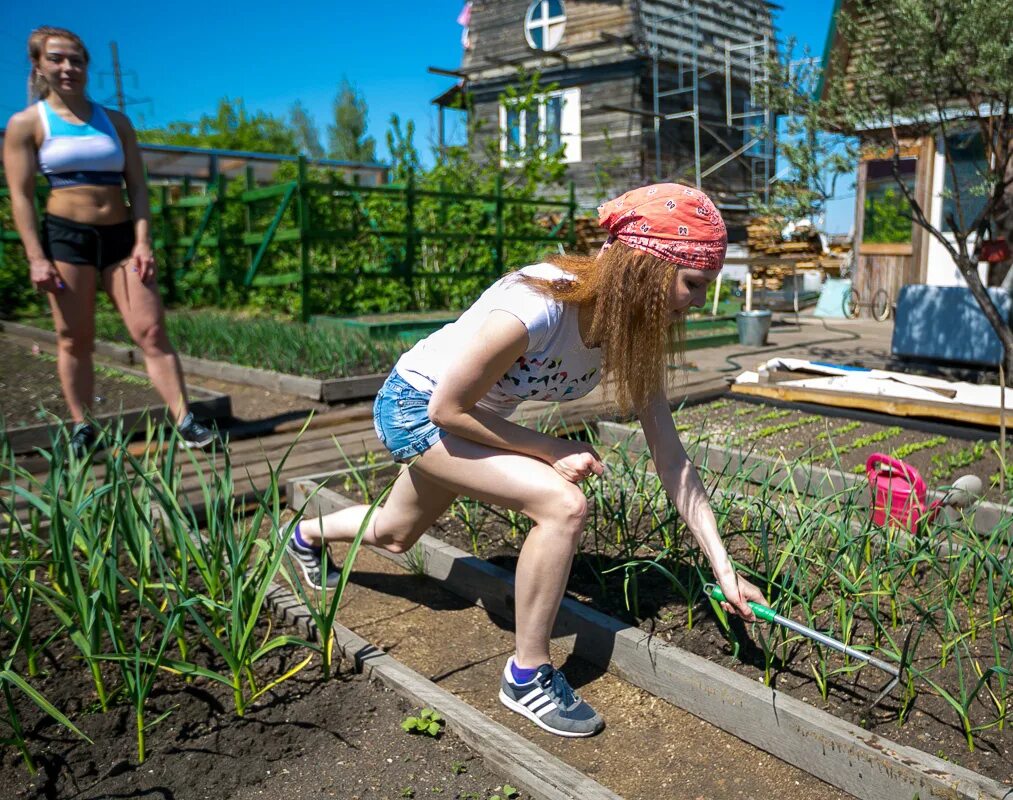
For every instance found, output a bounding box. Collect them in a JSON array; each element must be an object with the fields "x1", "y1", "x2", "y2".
[{"x1": 46, "y1": 184, "x2": 130, "y2": 225}]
